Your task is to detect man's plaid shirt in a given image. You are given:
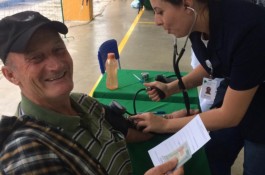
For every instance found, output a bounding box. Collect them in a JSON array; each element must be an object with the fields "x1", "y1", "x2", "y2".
[{"x1": 0, "y1": 93, "x2": 132, "y2": 175}]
